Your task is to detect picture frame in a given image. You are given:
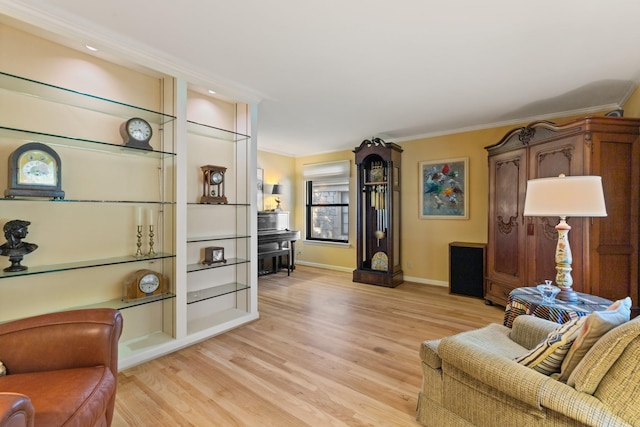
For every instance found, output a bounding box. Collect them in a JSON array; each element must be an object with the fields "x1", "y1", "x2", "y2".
[
  {"x1": 419, "y1": 157, "x2": 469, "y2": 219},
  {"x1": 257, "y1": 168, "x2": 264, "y2": 211}
]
